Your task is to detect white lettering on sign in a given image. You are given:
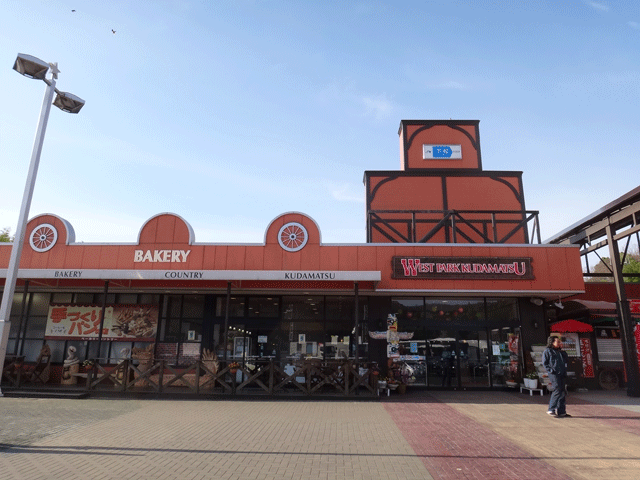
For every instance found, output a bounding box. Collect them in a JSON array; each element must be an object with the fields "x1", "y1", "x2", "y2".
[{"x1": 134, "y1": 250, "x2": 191, "y2": 263}]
